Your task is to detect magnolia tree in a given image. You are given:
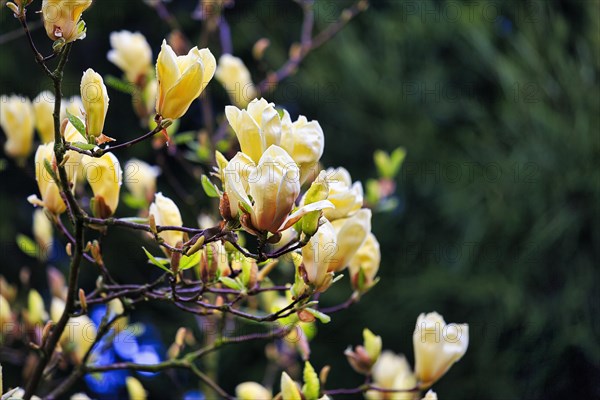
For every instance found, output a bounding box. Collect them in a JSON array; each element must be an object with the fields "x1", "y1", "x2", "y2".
[{"x1": 0, "y1": 1, "x2": 468, "y2": 399}]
